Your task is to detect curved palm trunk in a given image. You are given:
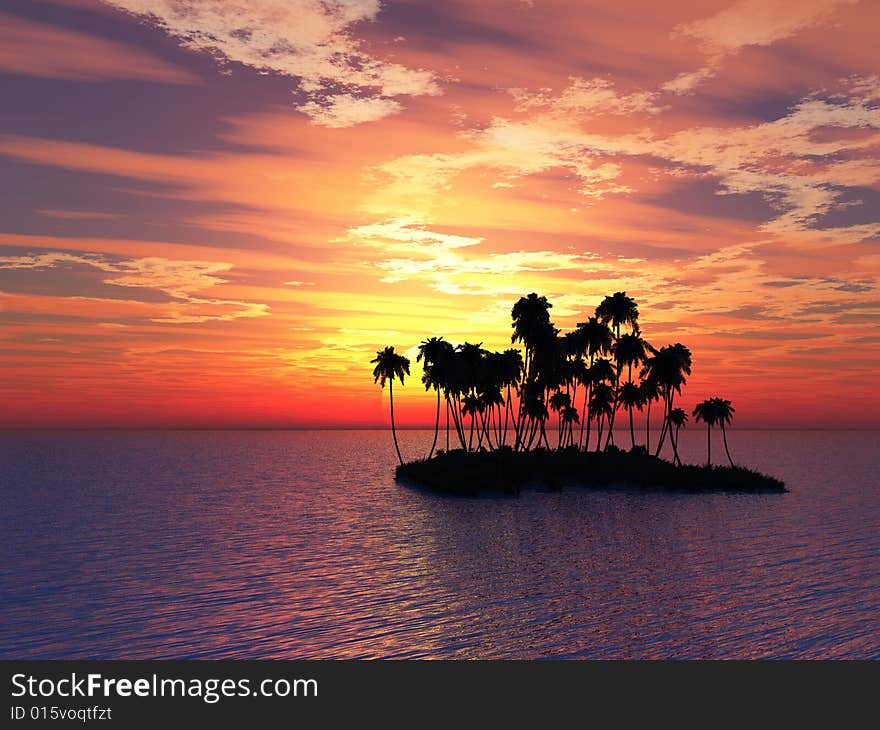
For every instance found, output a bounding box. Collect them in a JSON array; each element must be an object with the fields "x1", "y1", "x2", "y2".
[
  {"x1": 721, "y1": 422, "x2": 734, "y2": 466},
  {"x1": 445, "y1": 397, "x2": 450, "y2": 451},
  {"x1": 629, "y1": 406, "x2": 636, "y2": 450},
  {"x1": 670, "y1": 423, "x2": 682, "y2": 466},
  {"x1": 389, "y1": 379, "x2": 404, "y2": 466},
  {"x1": 655, "y1": 393, "x2": 671, "y2": 457},
  {"x1": 645, "y1": 399, "x2": 652, "y2": 452},
  {"x1": 427, "y1": 388, "x2": 440, "y2": 459}
]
